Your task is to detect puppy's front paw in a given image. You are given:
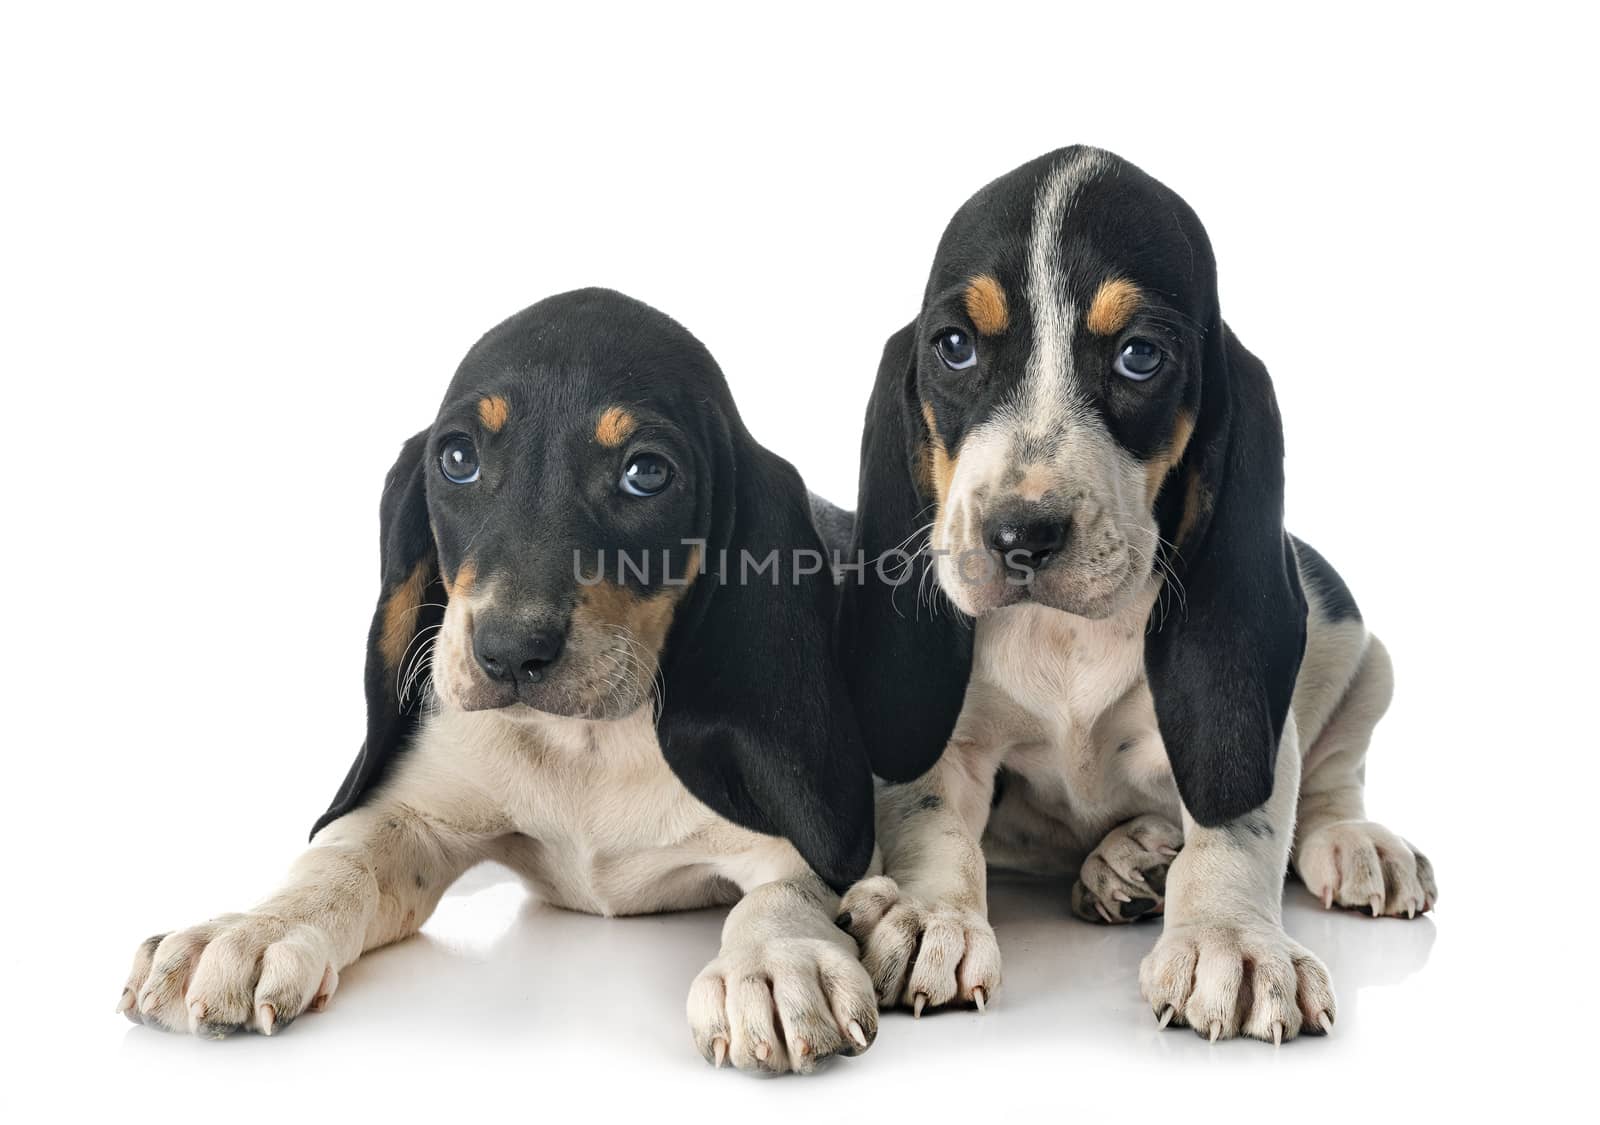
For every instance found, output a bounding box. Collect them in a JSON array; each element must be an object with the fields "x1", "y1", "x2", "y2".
[
  {"x1": 118, "y1": 915, "x2": 338, "y2": 1038},
  {"x1": 837, "y1": 875, "x2": 1000, "y2": 1015},
  {"x1": 1295, "y1": 820, "x2": 1437, "y2": 918},
  {"x1": 687, "y1": 937, "x2": 877, "y2": 1075},
  {"x1": 1070, "y1": 813, "x2": 1182, "y2": 924},
  {"x1": 1139, "y1": 920, "x2": 1334, "y2": 1044}
]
